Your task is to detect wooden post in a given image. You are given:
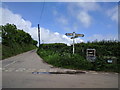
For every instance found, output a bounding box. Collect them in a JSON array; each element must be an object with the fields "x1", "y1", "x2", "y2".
[{"x1": 38, "y1": 24, "x2": 40, "y2": 47}]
